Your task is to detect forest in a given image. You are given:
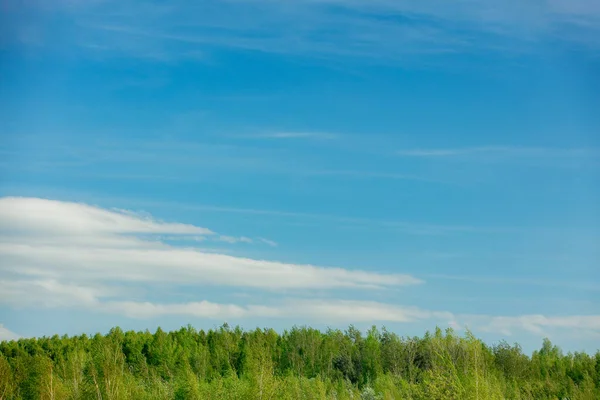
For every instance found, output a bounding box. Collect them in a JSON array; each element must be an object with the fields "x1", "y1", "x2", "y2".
[{"x1": 1, "y1": 324, "x2": 599, "y2": 400}]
